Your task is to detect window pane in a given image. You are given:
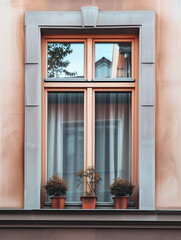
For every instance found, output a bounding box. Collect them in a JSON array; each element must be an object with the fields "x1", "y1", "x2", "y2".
[
  {"x1": 95, "y1": 43, "x2": 132, "y2": 78},
  {"x1": 47, "y1": 92, "x2": 84, "y2": 202},
  {"x1": 95, "y1": 92, "x2": 132, "y2": 202},
  {"x1": 47, "y1": 43, "x2": 84, "y2": 78}
]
